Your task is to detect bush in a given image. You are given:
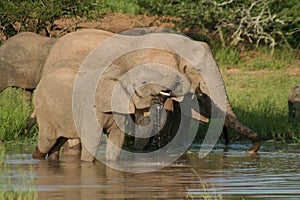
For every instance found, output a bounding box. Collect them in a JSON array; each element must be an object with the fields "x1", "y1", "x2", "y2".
[
  {"x1": 137, "y1": 0, "x2": 300, "y2": 51},
  {"x1": 0, "y1": 0, "x2": 102, "y2": 39}
]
